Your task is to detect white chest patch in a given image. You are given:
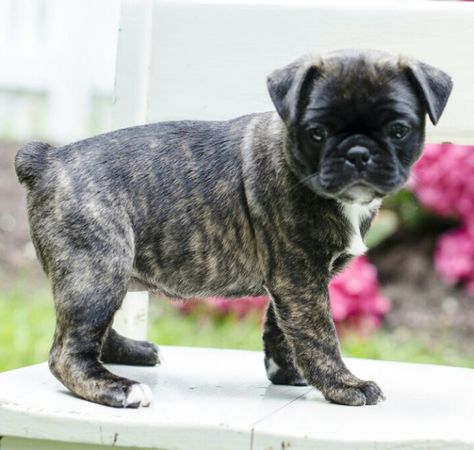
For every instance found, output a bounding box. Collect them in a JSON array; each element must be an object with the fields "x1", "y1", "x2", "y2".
[{"x1": 340, "y1": 199, "x2": 381, "y2": 256}]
